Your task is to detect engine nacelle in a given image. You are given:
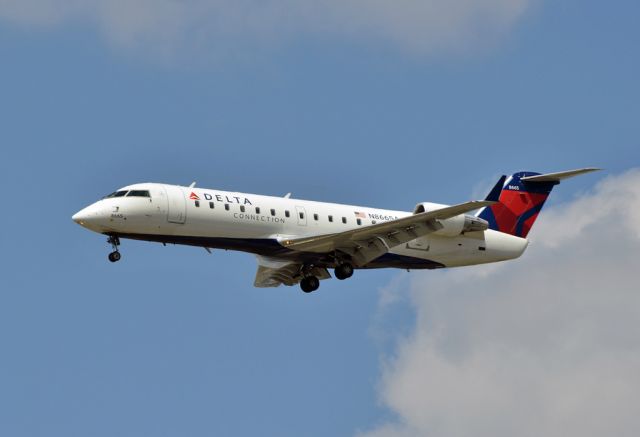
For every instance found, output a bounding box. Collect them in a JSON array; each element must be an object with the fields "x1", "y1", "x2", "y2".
[{"x1": 413, "y1": 202, "x2": 489, "y2": 237}]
